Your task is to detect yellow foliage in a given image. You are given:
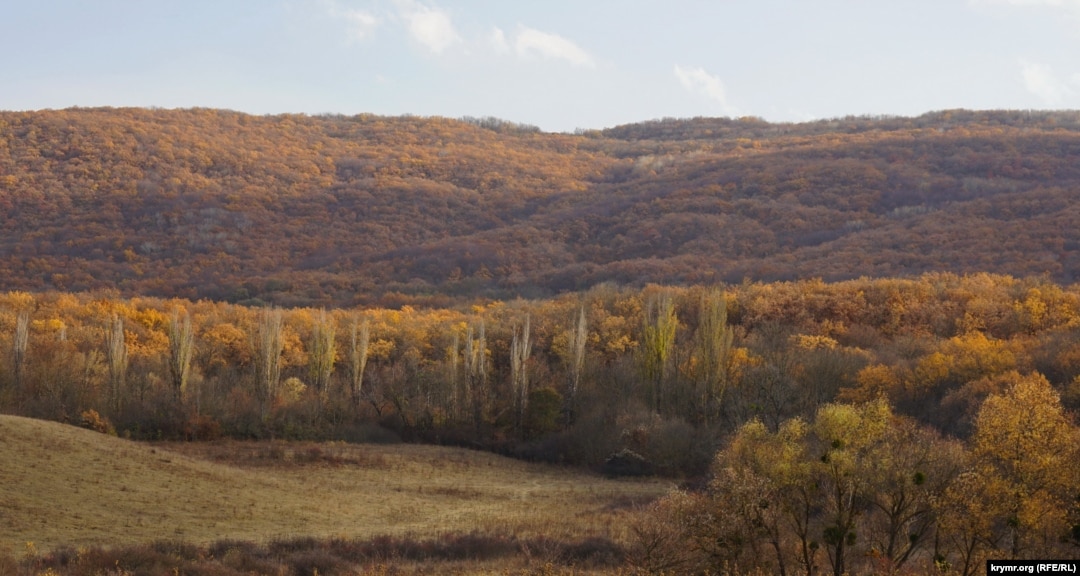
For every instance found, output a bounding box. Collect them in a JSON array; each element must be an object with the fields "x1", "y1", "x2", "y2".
[
  {"x1": 912, "y1": 352, "x2": 951, "y2": 393},
  {"x1": 3, "y1": 291, "x2": 35, "y2": 311},
  {"x1": 1013, "y1": 288, "x2": 1049, "y2": 333},
  {"x1": 838, "y1": 364, "x2": 900, "y2": 403},
  {"x1": 368, "y1": 338, "x2": 396, "y2": 360},
  {"x1": 973, "y1": 372, "x2": 1077, "y2": 491},
  {"x1": 279, "y1": 377, "x2": 307, "y2": 405},
  {"x1": 792, "y1": 333, "x2": 838, "y2": 350},
  {"x1": 814, "y1": 397, "x2": 891, "y2": 454}
]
